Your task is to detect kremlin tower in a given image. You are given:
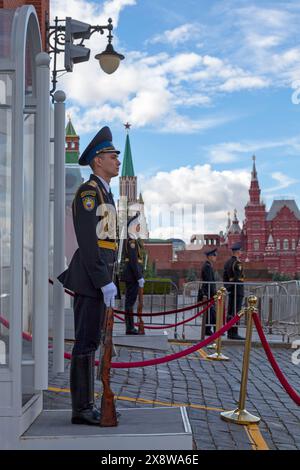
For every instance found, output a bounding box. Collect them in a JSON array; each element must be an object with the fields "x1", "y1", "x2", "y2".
[{"x1": 118, "y1": 123, "x2": 148, "y2": 238}]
